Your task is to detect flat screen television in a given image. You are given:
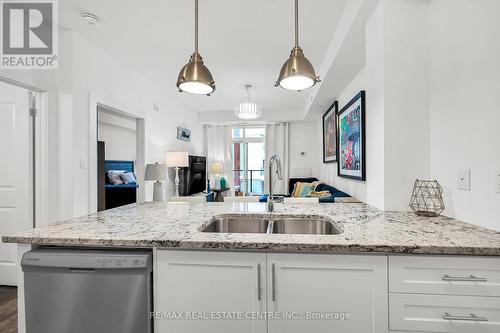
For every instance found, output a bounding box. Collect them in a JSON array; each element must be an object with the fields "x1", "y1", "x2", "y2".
[{"x1": 178, "y1": 155, "x2": 206, "y2": 196}]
